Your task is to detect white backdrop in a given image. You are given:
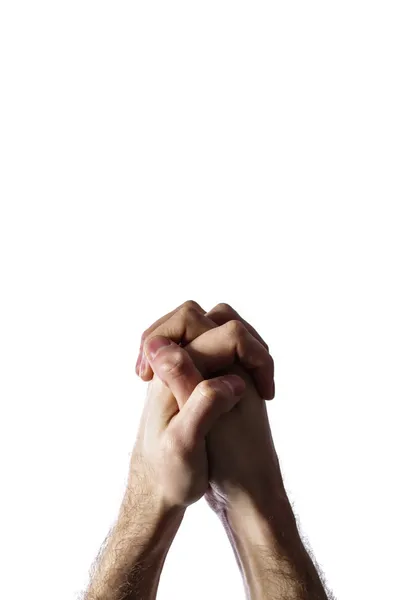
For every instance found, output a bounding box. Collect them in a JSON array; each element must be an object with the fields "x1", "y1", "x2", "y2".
[{"x1": 1, "y1": 2, "x2": 399, "y2": 599}]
